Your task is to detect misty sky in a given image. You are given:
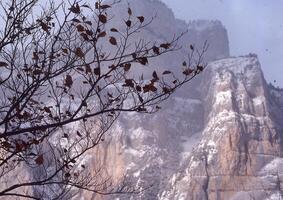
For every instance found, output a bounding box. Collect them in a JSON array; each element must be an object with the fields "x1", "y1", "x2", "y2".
[{"x1": 161, "y1": 0, "x2": 283, "y2": 87}]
